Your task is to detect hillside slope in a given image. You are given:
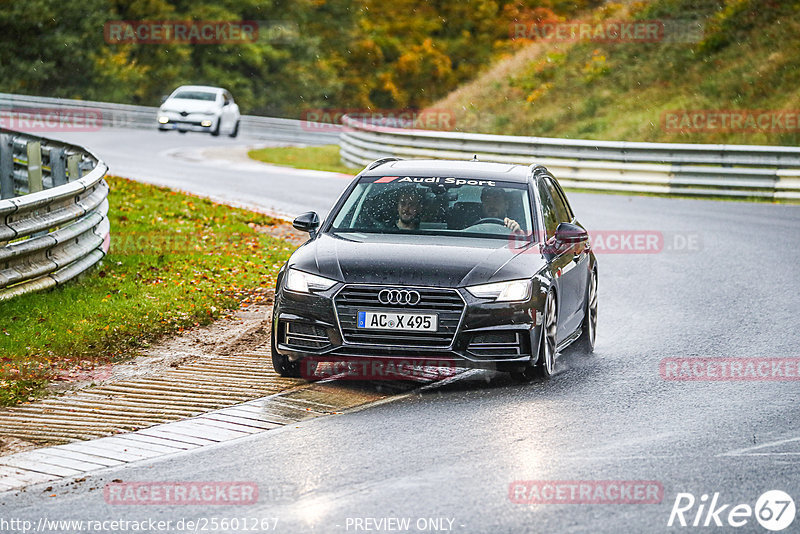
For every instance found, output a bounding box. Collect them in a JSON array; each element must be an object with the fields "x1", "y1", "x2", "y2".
[{"x1": 429, "y1": 0, "x2": 800, "y2": 146}]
